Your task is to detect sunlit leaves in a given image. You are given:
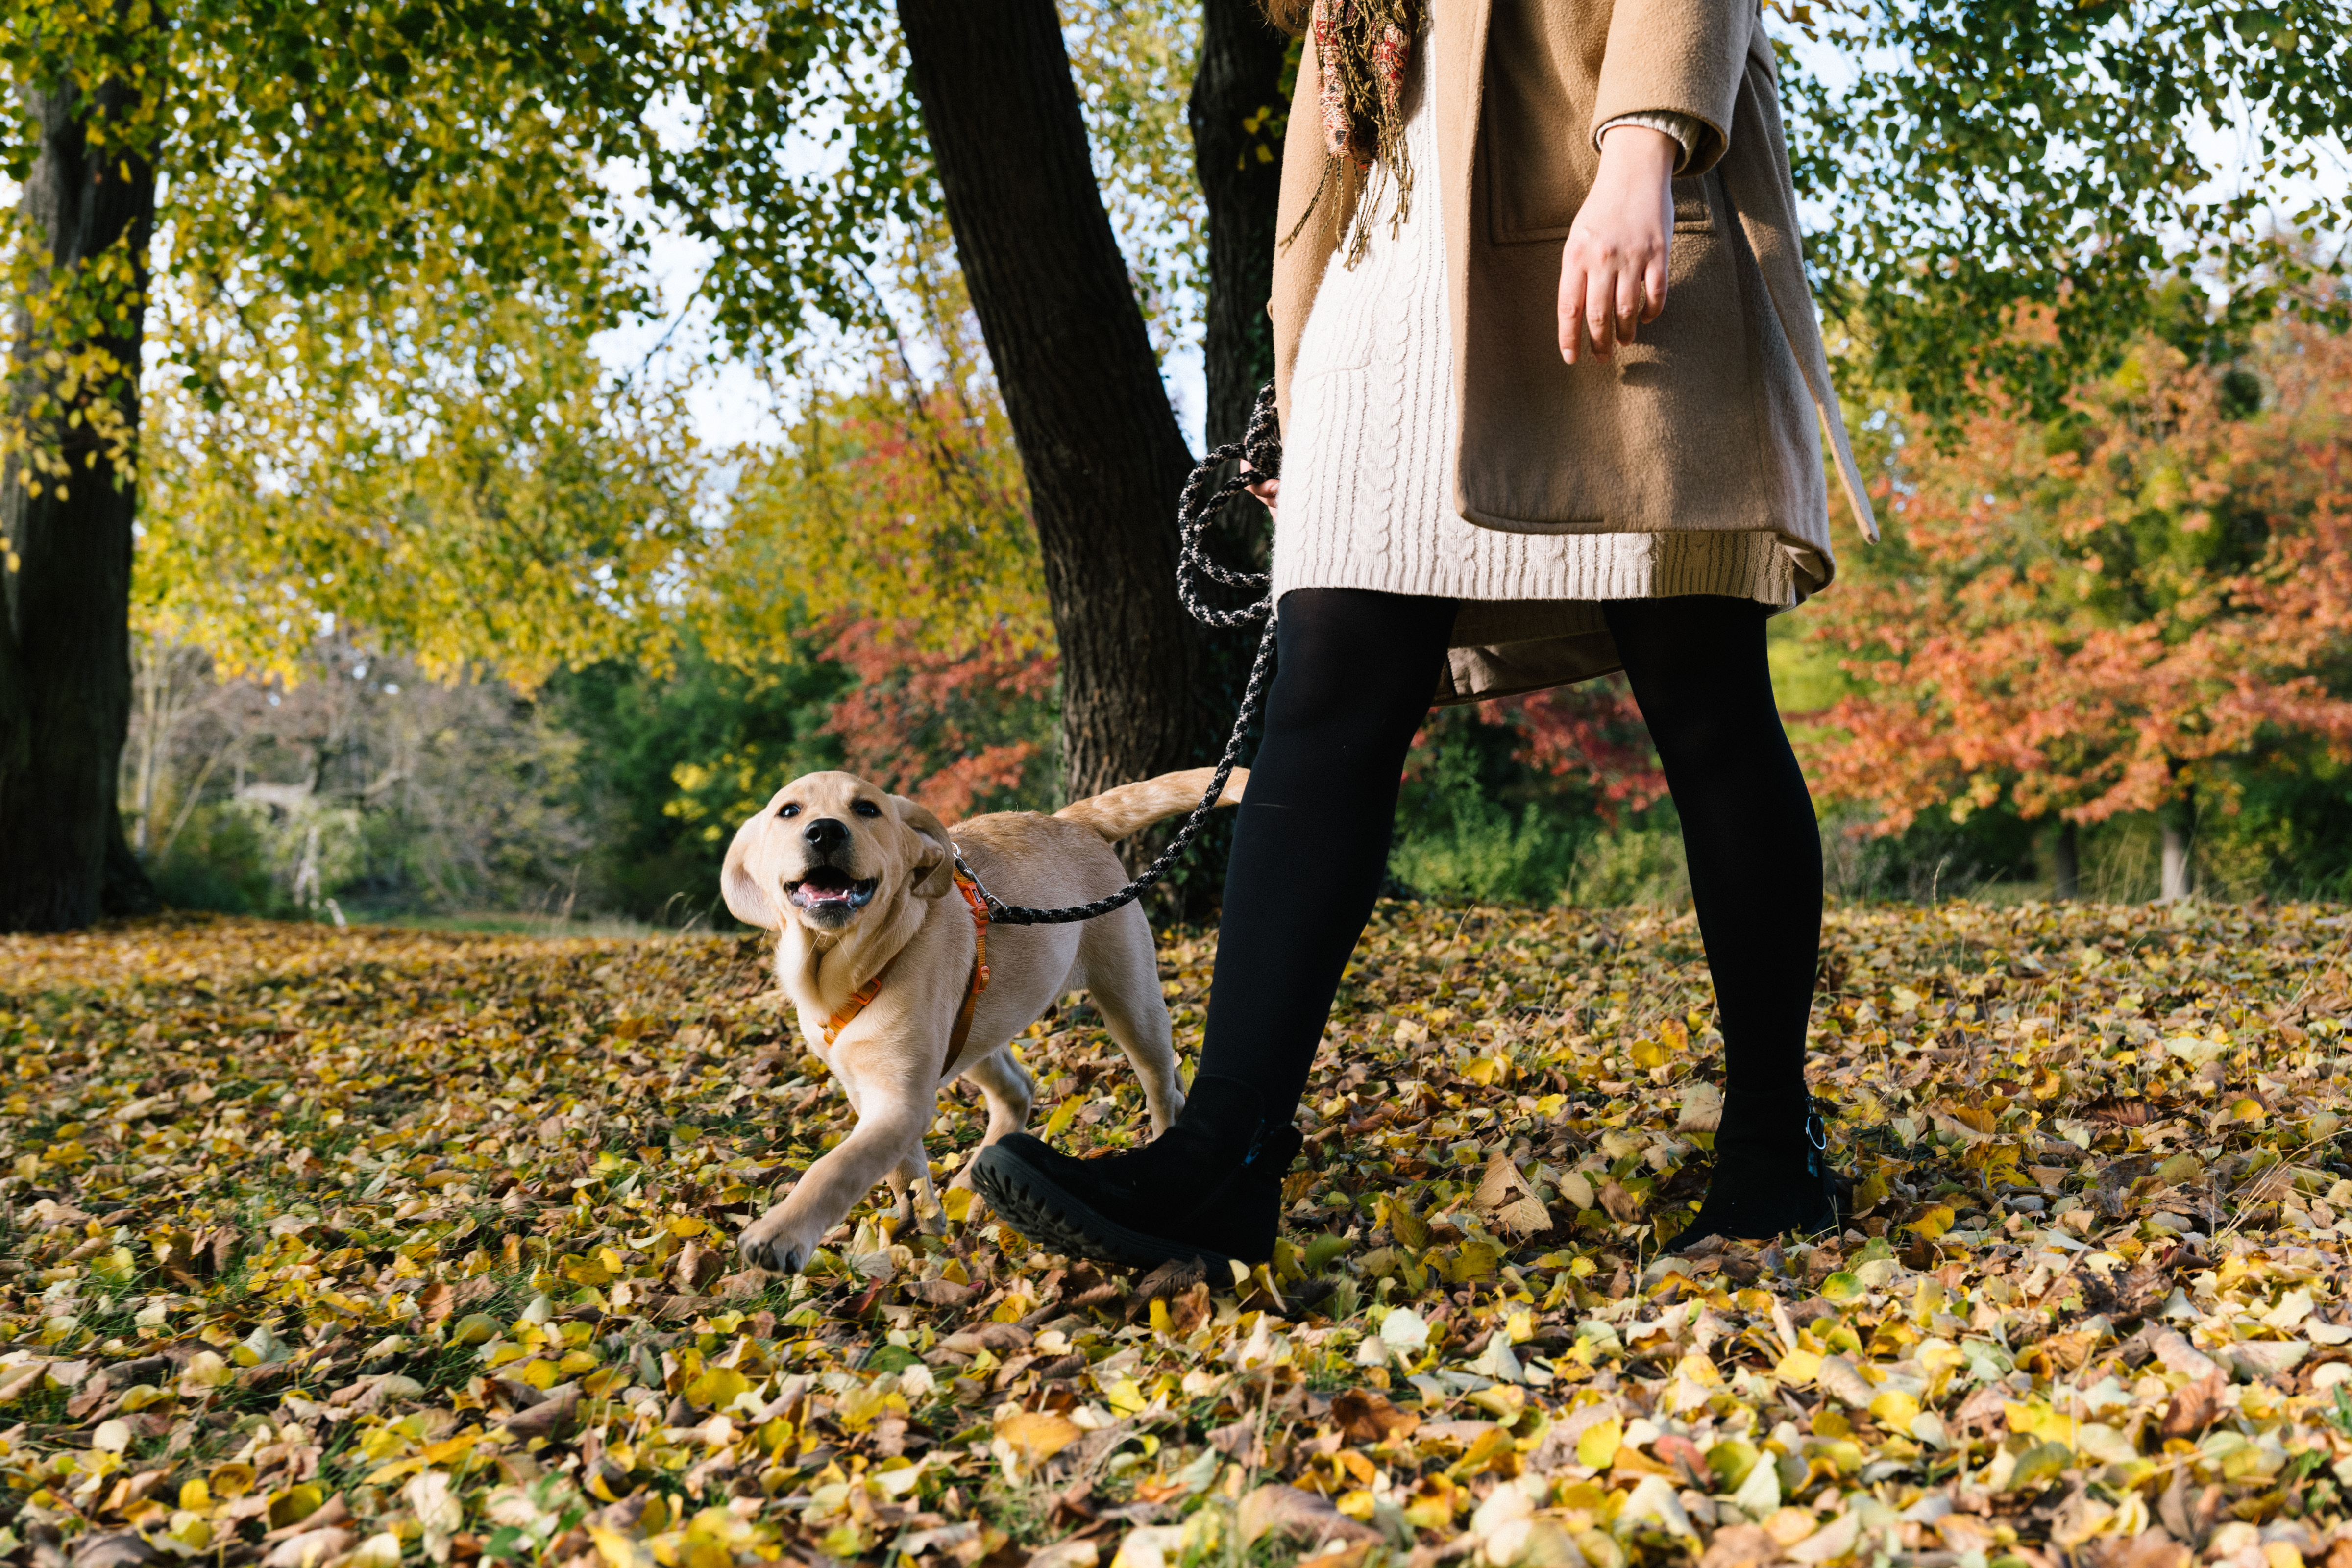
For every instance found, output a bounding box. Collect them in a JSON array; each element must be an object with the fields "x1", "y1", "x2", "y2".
[
  {"x1": 140, "y1": 292, "x2": 703, "y2": 691},
  {"x1": 1777, "y1": 0, "x2": 2352, "y2": 426},
  {"x1": 1805, "y1": 319, "x2": 2352, "y2": 836},
  {"x1": 3, "y1": 895, "x2": 2350, "y2": 1563}
]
